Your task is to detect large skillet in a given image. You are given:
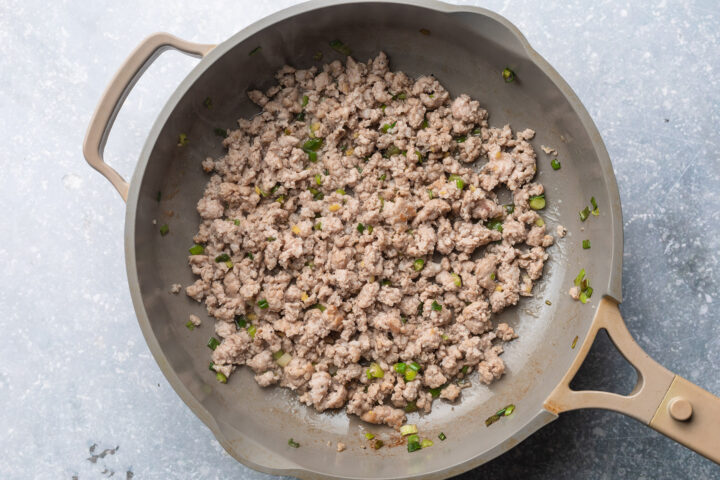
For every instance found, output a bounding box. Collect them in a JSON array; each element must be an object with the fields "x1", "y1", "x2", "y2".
[{"x1": 83, "y1": 0, "x2": 720, "y2": 477}]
